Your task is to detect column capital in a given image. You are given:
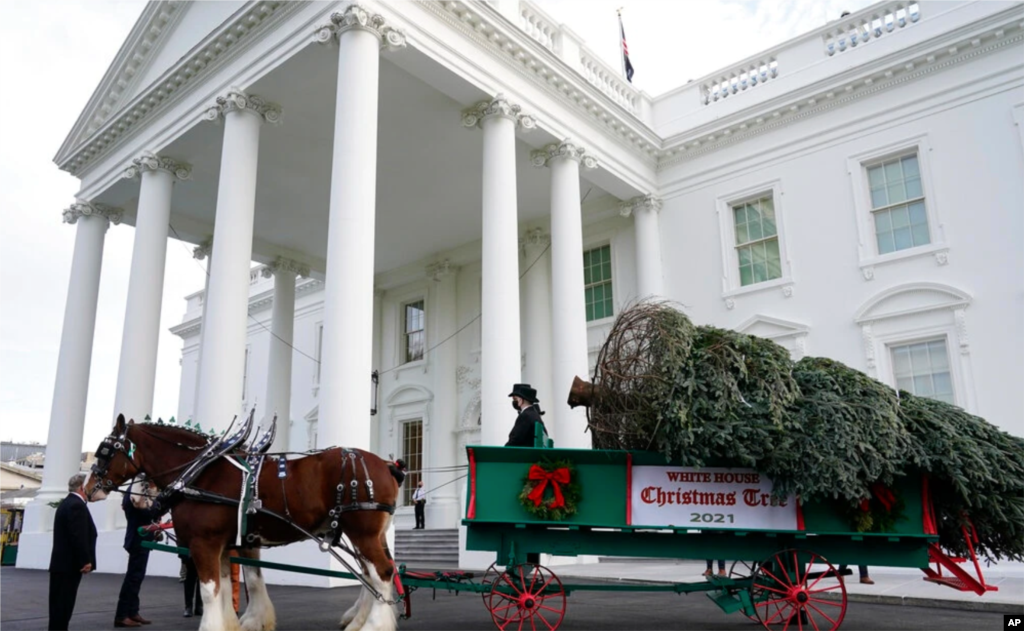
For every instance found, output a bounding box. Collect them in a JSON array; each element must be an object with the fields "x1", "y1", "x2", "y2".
[
  {"x1": 426, "y1": 259, "x2": 458, "y2": 282},
  {"x1": 203, "y1": 89, "x2": 281, "y2": 125},
  {"x1": 461, "y1": 94, "x2": 537, "y2": 131},
  {"x1": 530, "y1": 139, "x2": 598, "y2": 169},
  {"x1": 193, "y1": 236, "x2": 213, "y2": 261},
  {"x1": 122, "y1": 151, "x2": 192, "y2": 181},
  {"x1": 261, "y1": 257, "x2": 310, "y2": 279},
  {"x1": 62, "y1": 200, "x2": 123, "y2": 225},
  {"x1": 313, "y1": 4, "x2": 406, "y2": 50},
  {"x1": 619, "y1": 194, "x2": 663, "y2": 217}
]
